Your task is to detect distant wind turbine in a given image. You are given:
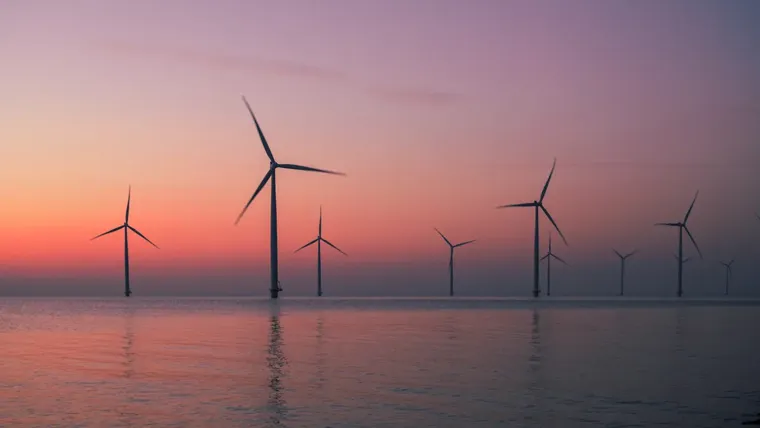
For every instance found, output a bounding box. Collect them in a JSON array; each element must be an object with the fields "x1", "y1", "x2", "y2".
[
  {"x1": 540, "y1": 233, "x2": 567, "y2": 297},
  {"x1": 719, "y1": 260, "x2": 734, "y2": 296},
  {"x1": 497, "y1": 158, "x2": 567, "y2": 298},
  {"x1": 294, "y1": 207, "x2": 347, "y2": 297},
  {"x1": 656, "y1": 191, "x2": 703, "y2": 297},
  {"x1": 235, "y1": 95, "x2": 345, "y2": 299},
  {"x1": 673, "y1": 253, "x2": 692, "y2": 264},
  {"x1": 435, "y1": 228, "x2": 476, "y2": 297},
  {"x1": 612, "y1": 249, "x2": 637, "y2": 296},
  {"x1": 91, "y1": 186, "x2": 159, "y2": 297}
]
